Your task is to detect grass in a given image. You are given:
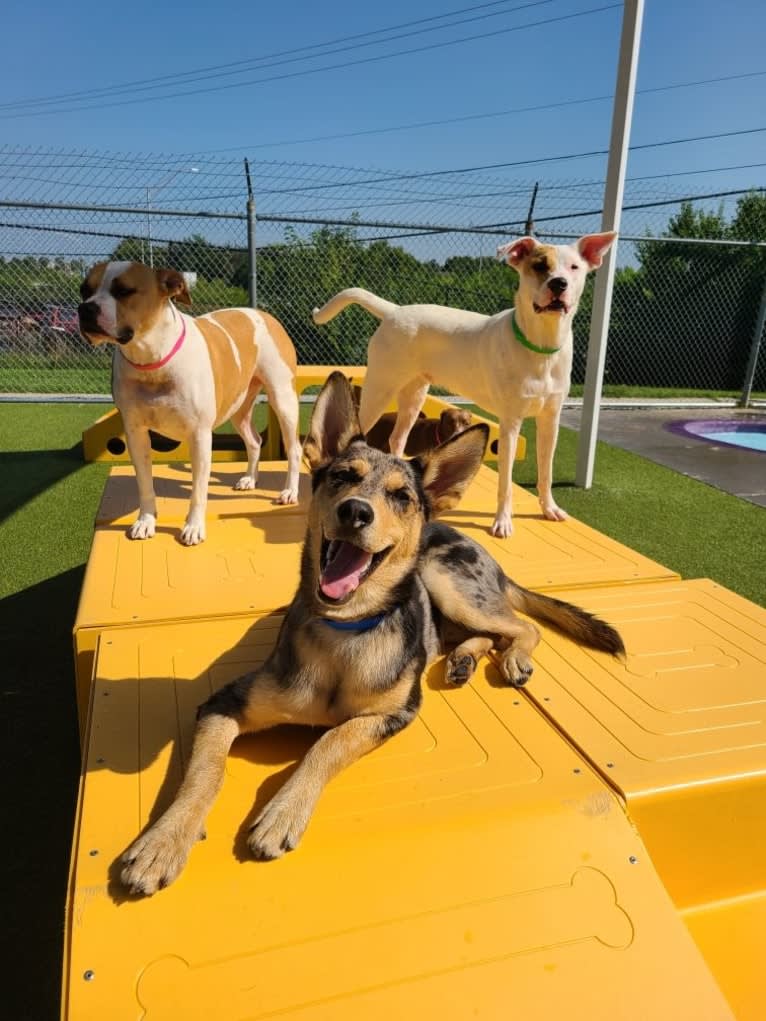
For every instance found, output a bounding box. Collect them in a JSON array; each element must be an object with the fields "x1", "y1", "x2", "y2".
[{"x1": 1, "y1": 400, "x2": 764, "y2": 1018}]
